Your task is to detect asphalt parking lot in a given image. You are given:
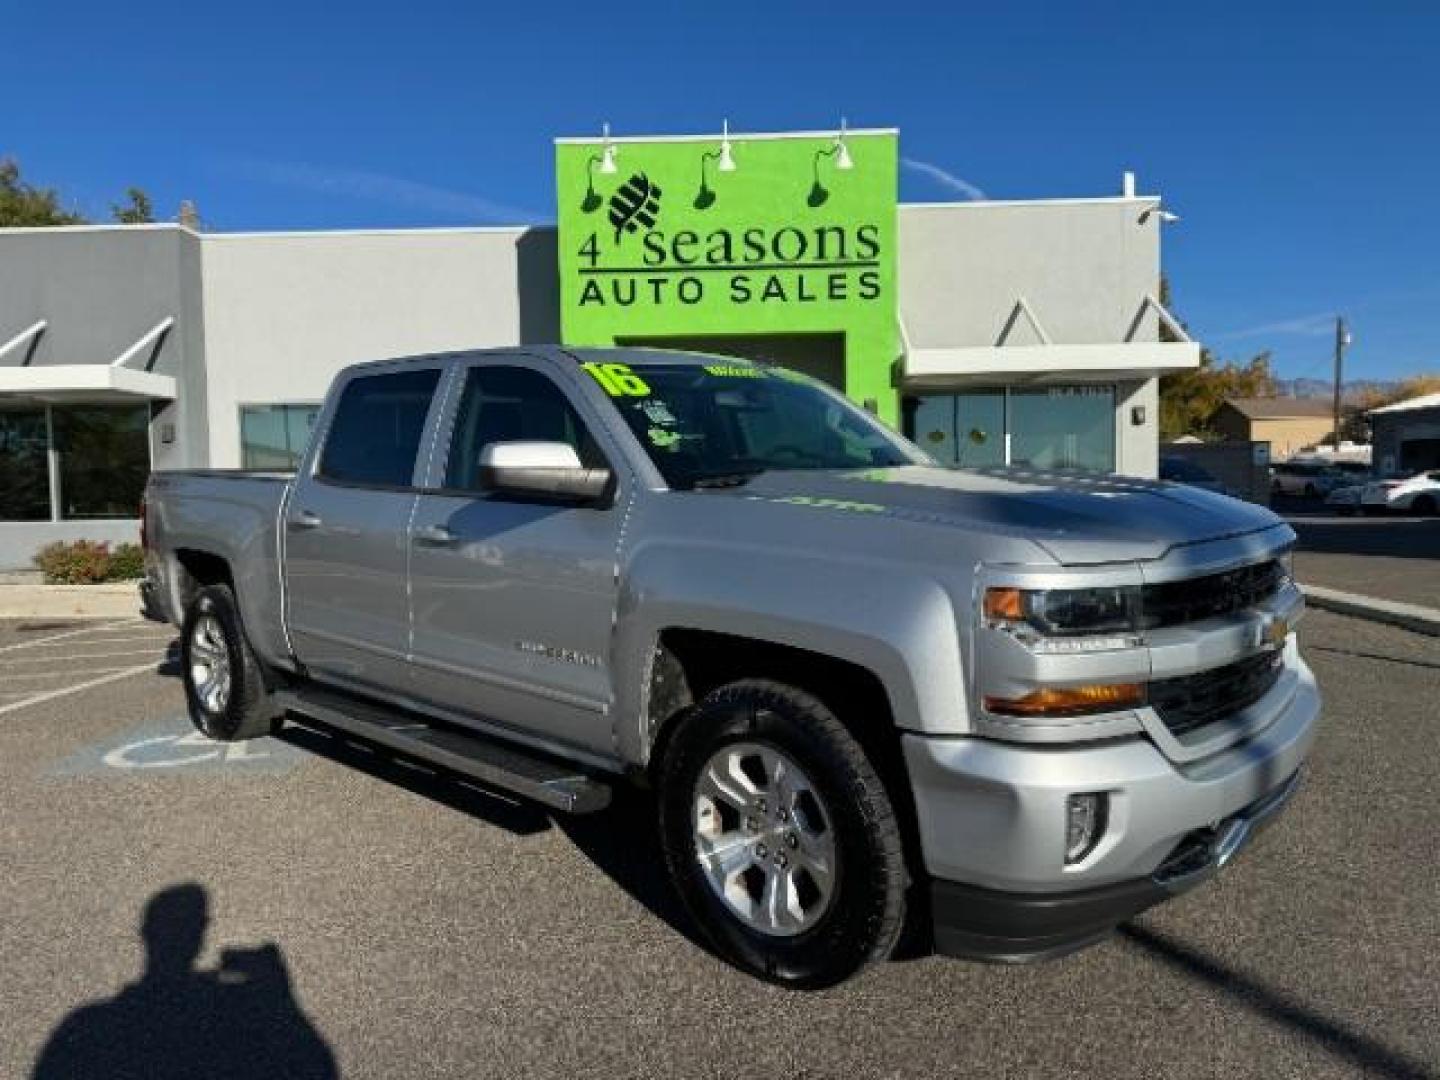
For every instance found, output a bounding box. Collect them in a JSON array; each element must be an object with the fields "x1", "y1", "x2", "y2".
[{"x1": 1, "y1": 610, "x2": 1437, "y2": 1079}]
